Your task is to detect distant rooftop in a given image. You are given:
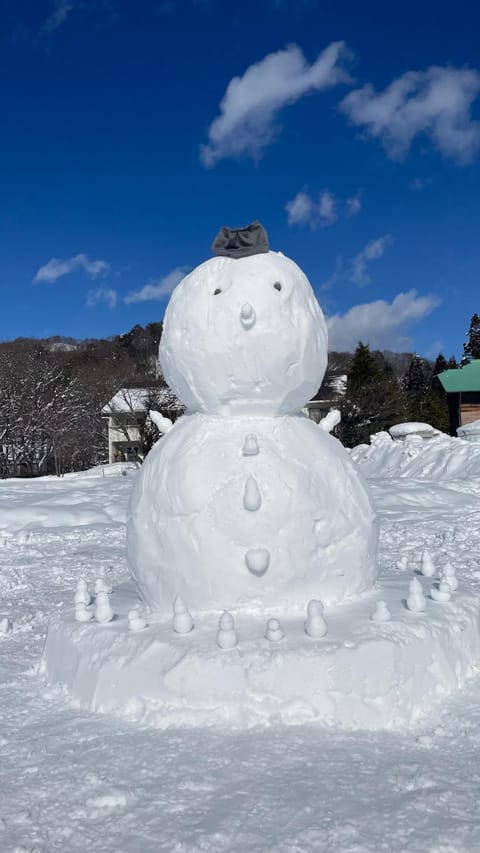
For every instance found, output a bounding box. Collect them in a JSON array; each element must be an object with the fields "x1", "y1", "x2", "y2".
[
  {"x1": 102, "y1": 387, "x2": 181, "y2": 414},
  {"x1": 437, "y1": 360, "x2": 480, "y2": 393}
]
